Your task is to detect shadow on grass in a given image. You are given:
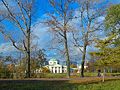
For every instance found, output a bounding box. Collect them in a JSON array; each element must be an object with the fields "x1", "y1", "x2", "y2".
[
  {"x1": 0, "y1": 79, "x2": 79, "y2": 90},
  {"x1": 1, "y1": 77, "x2": 120, "y2": 90}
]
